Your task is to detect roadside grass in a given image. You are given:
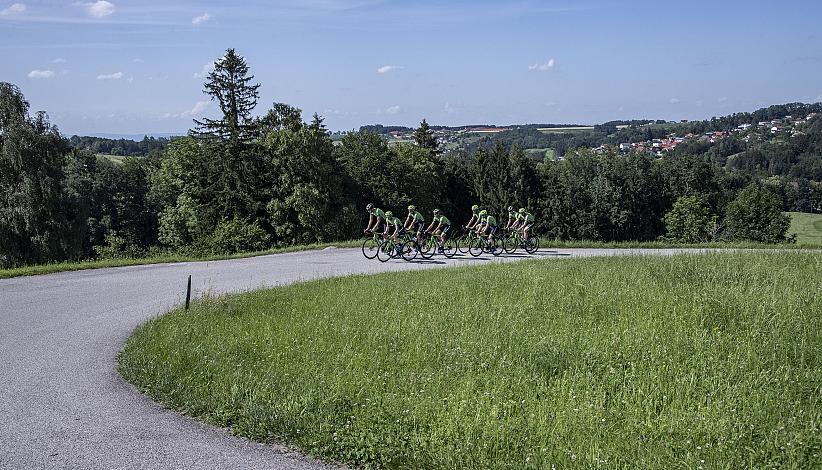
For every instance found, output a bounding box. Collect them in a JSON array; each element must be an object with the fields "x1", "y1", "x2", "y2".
[
  {"x1": 787, "y1": 211, "x2": 822, "y2": 246},
  {"x1": 0, "y1": 240, "x2": 359, "y2": 280},
  {"x1": 119, "y1": 252, "x2": 822, "y2": 469}
]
